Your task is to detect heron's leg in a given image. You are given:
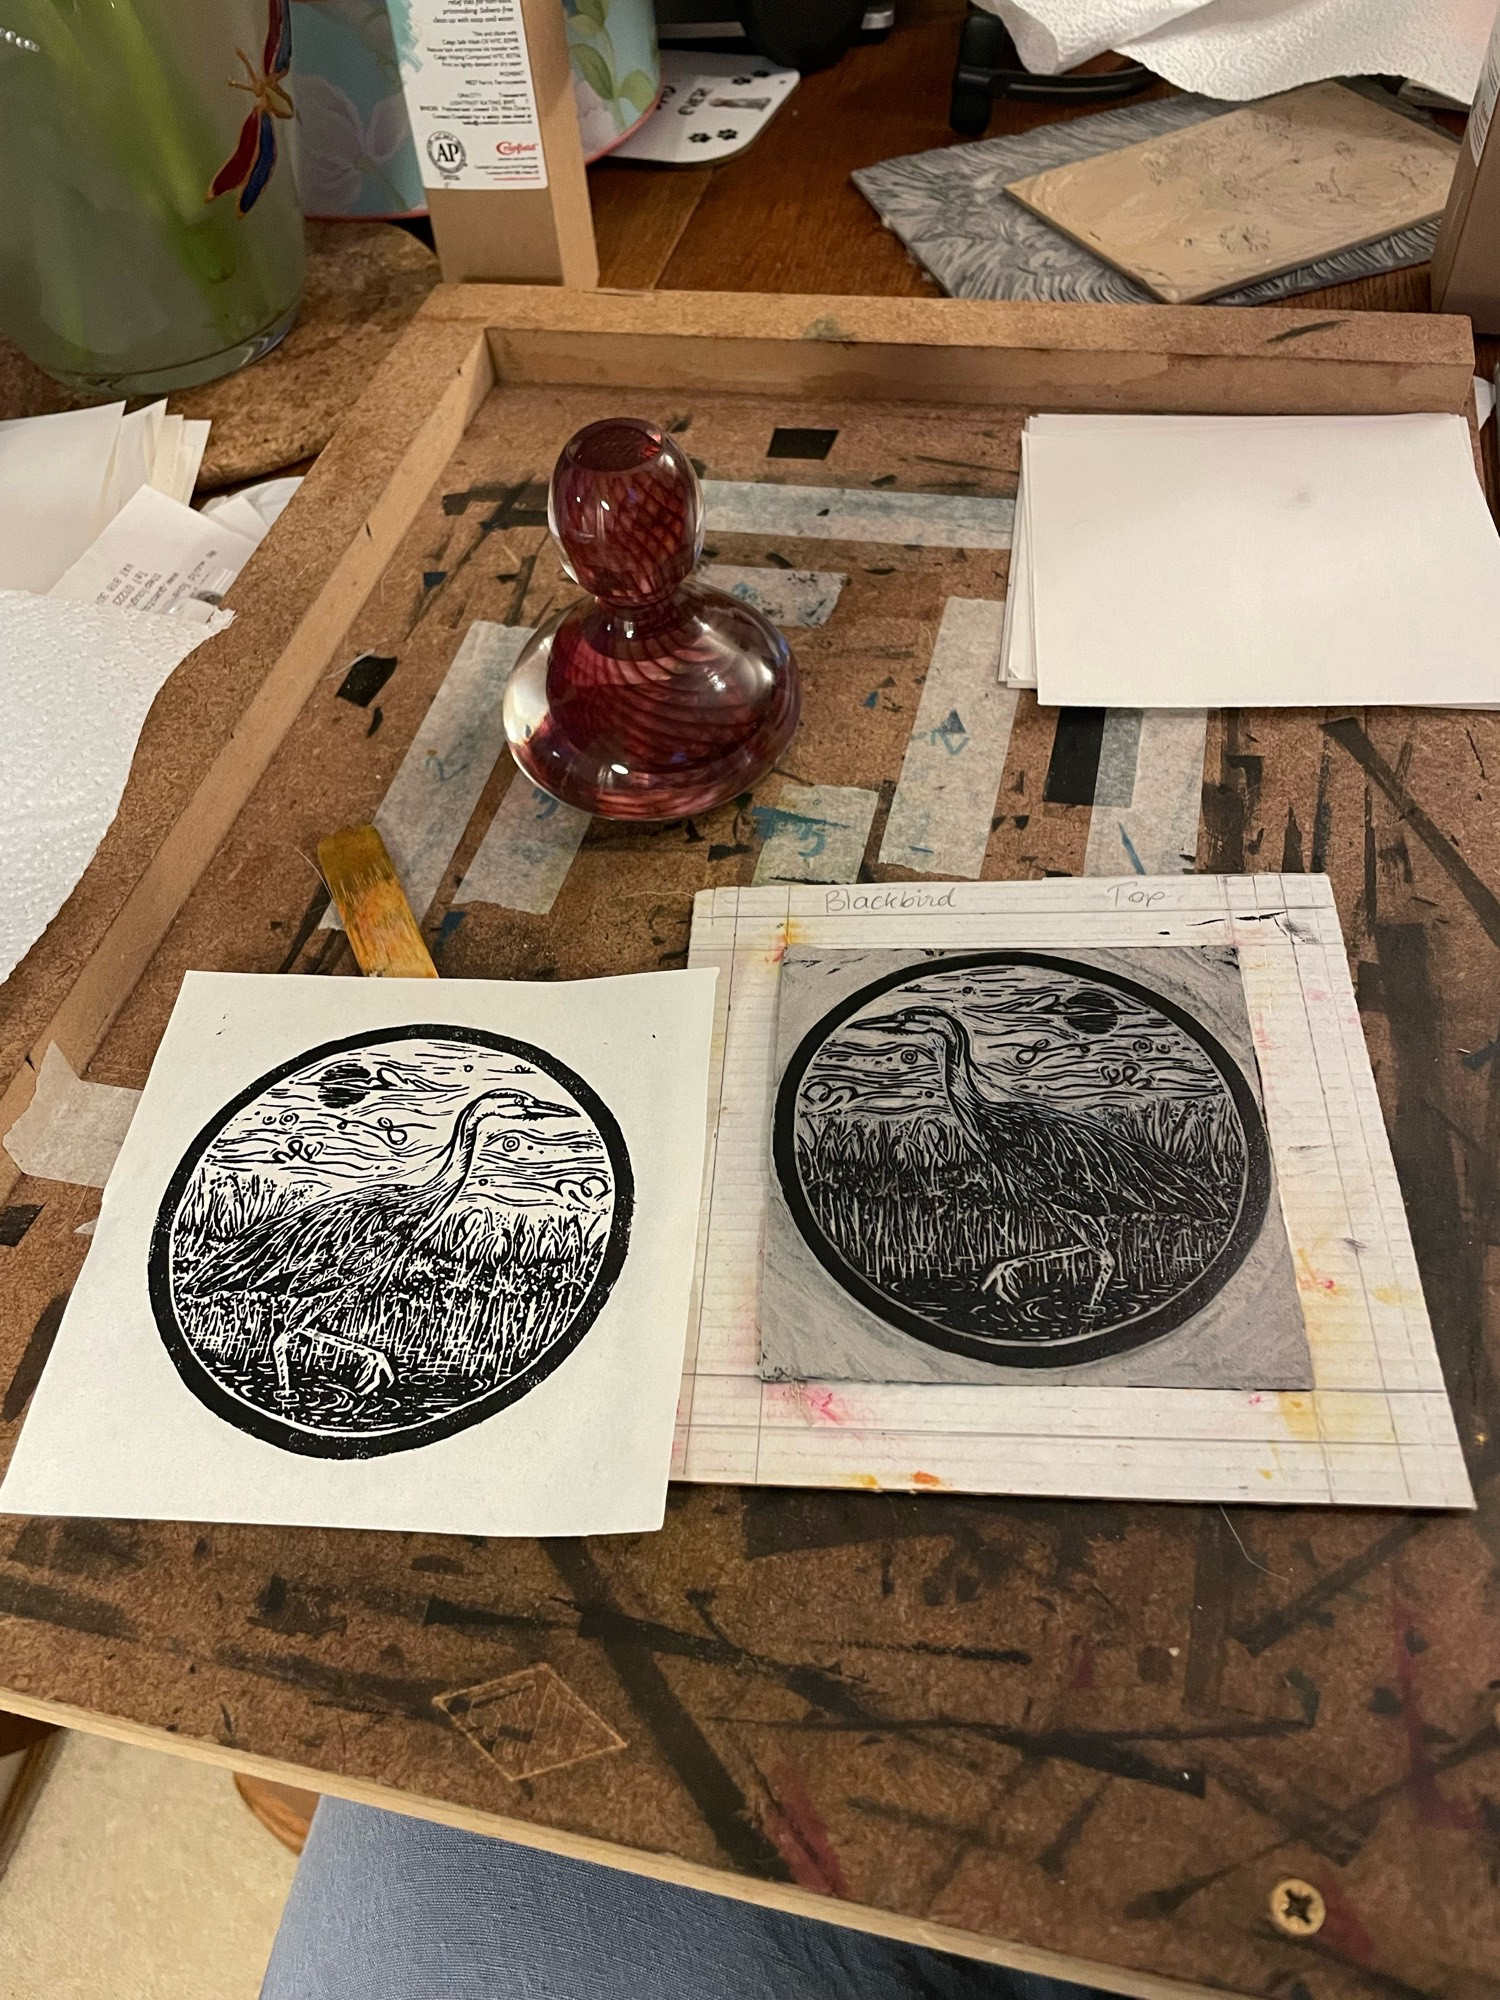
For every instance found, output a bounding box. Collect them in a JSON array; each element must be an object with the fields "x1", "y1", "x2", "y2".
[
  {"x1": 1054, "y1": 1211, "x2": 1117, "y2": 1320},
  {"x1": 1083, "y1": 1227, "x2": 1116, "y2": 1319},
  {"x1": 271, "y1": 1314, "x2": 295, "y2": 1395},
  {"x1": 983, "y1": 1212, "x2": 1114, "y2": 1315},
  {"x1": 316, "y1": 1329, "x2": 394, "y2": 1395},
  {"x1": 982, "y1": 1246, "x2": 1092, "y2": 1298}
]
